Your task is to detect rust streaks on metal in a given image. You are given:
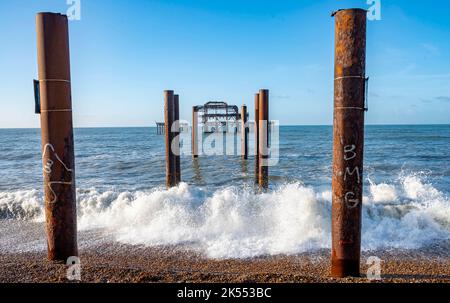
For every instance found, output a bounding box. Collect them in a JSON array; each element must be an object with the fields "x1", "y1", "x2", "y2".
[
  {"x1": 174, "y1": 94, "x2": 181, "y2": 184},
  {"x1": 36, "y1": 12, "x2": 78, "y2": 261},
  {"x1": 164, "y1": 90, "x2": 177, "y2": 188},
  {"x1": 241, "y1": 105, "x2": 249, "y2": 160},
  {"x1": 258, "y1": 89, "x2": 269, "y2": 189},
  {"x1": 331, "y1": 8, "x2": 367, "y2": 278},
  {"x1": 192, "y1": 106, "x2": 199, "y2": 158},
  {"x1": 254, "y1": 93, "x2": 260, "y2": 184}
]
